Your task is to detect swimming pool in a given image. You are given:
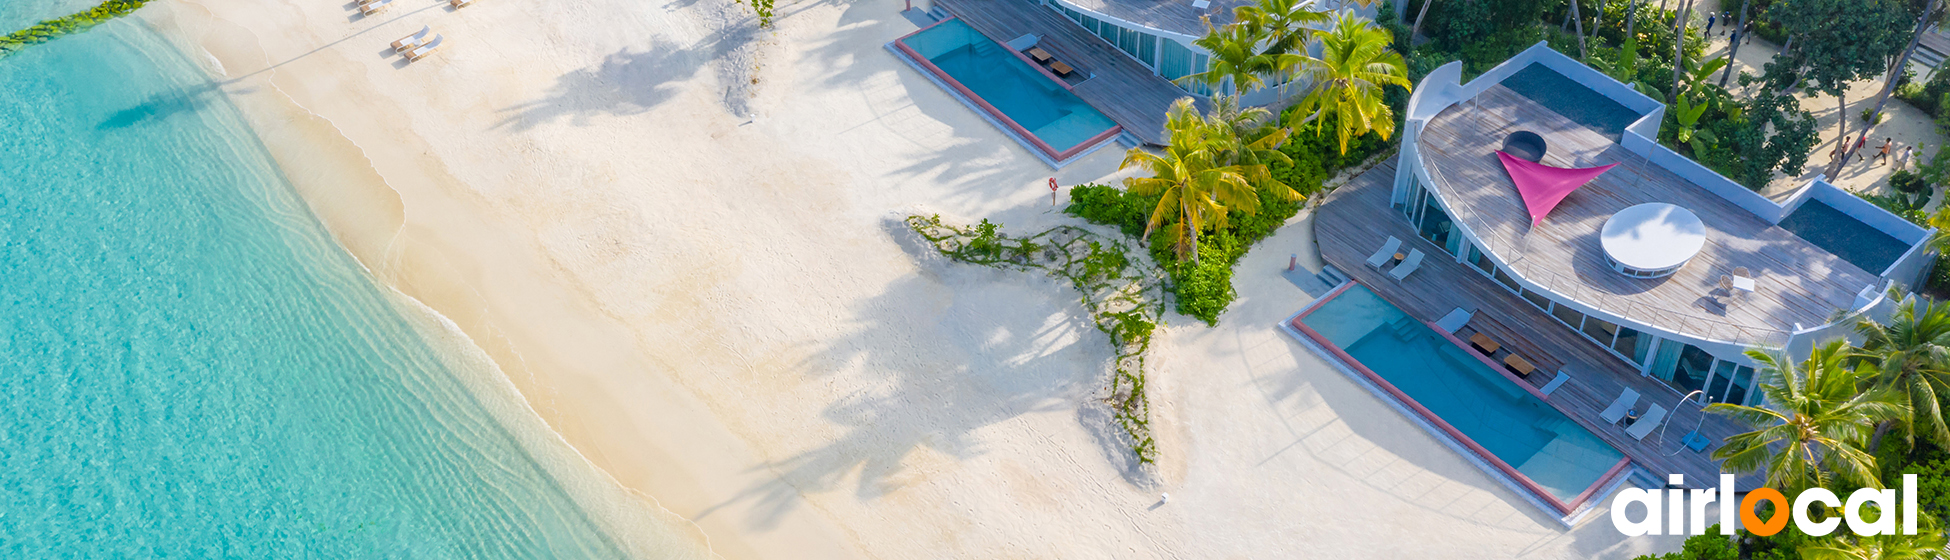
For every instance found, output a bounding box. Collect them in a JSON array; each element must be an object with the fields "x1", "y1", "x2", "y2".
[
  {"x1": 1288, "y1": 283, "x2": 1631, "y2": 515},
  {"x1": 1501, "y1": 63, "x2": 1641, "y2": 141},
  {"x1": 894, "y1": 18, "x2": 1121, "y2": 162},
  {"x1": 1778, "y1": 198, "x2": 1911, "y2": 275}
]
